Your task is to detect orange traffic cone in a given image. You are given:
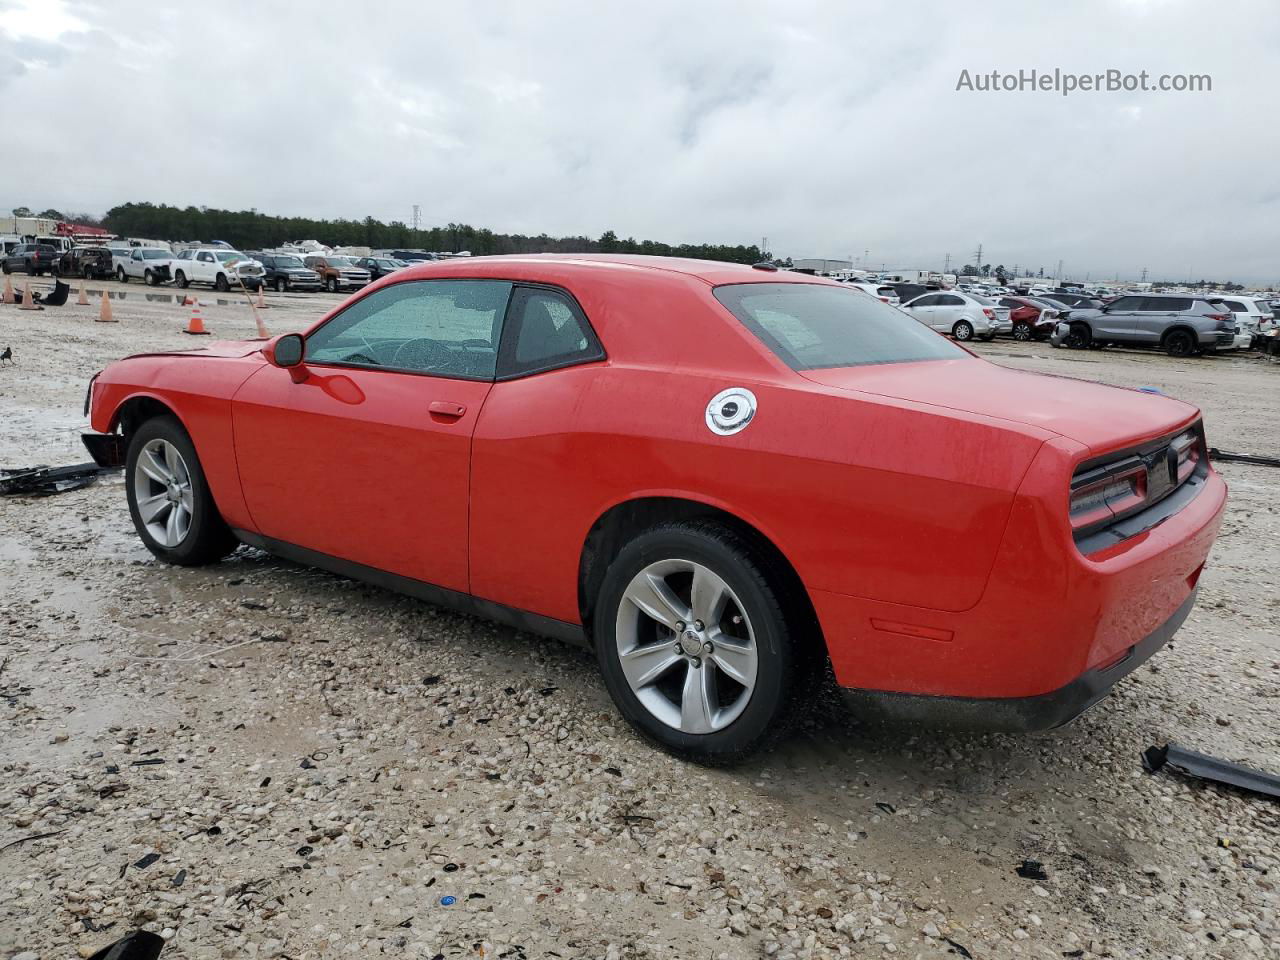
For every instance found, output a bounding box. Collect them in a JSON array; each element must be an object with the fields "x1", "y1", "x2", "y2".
[
  {"x1": 18, "y1": 282, "x2": 39, "y2": 310},
  {"x1": 255, "y1": 284, "x2": 268, "y2": 310},
  {"x1": 97, "y1": 290, "x2": 116, "y2": 323},
  {"x1": 77, "y1": 279, "x2": 90, "y2": 306},
  {"x1": 2, "y1": 274, "x2": 13, "y2": 304},
  {"x1": 184, "y1": 298, "x2": 210, "y2": 335}
]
